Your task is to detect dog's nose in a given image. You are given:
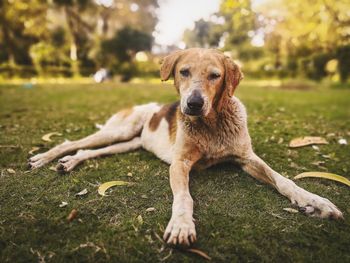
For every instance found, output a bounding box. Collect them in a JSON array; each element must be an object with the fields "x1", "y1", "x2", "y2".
[{"x1": 187, "y1": 94, "x2": 204, "y2": 111}]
